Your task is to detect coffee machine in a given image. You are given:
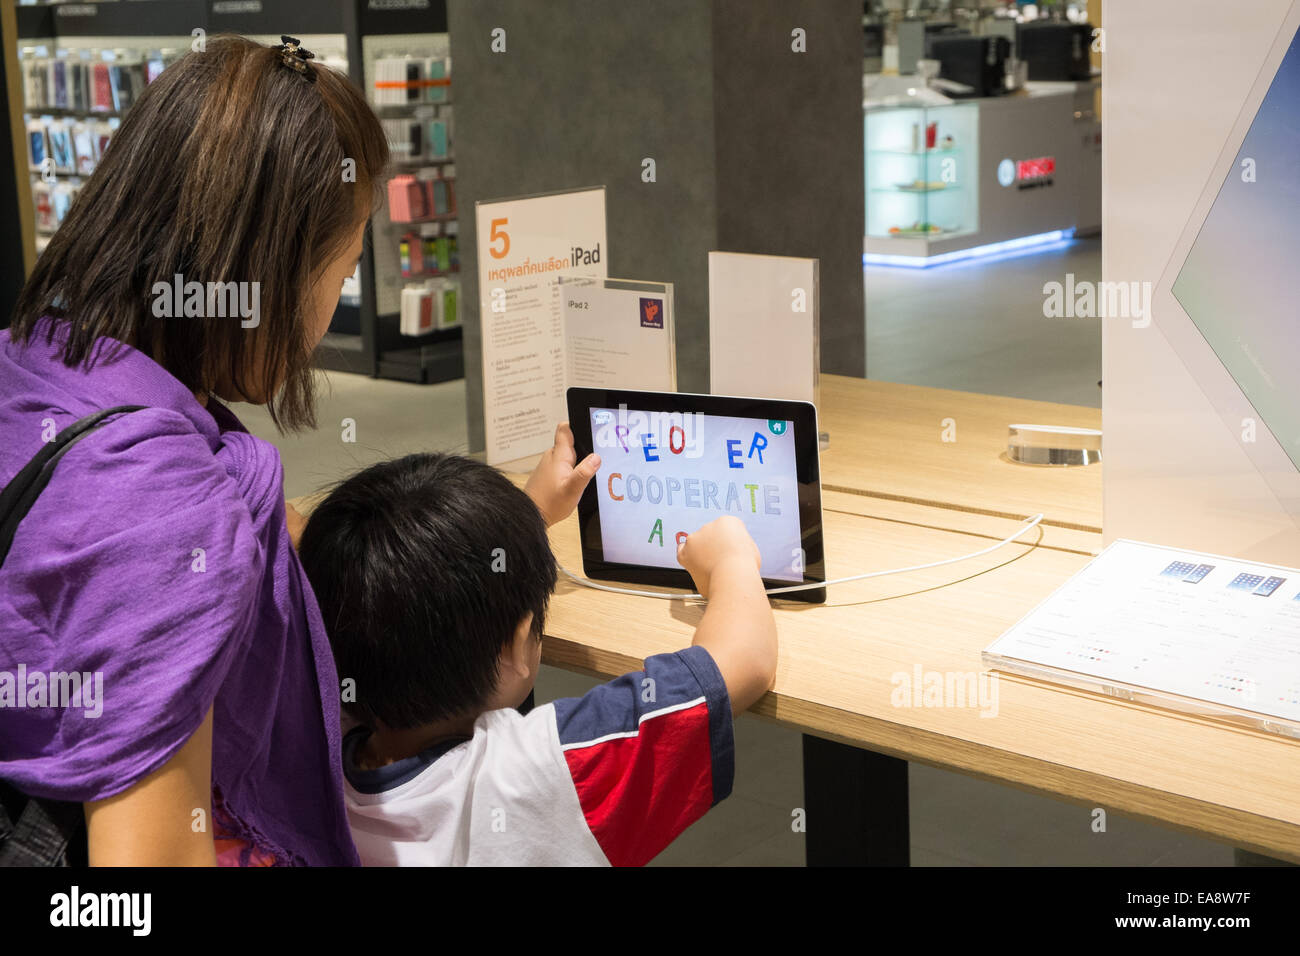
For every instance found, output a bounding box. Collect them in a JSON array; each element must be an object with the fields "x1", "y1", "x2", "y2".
[
  {"x1": 928, "y1": 34, "x2": 1012, "y2": 98},
  {"x1": 1016, "y1": 21, "x2": 1095, "y2": 81}
]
